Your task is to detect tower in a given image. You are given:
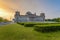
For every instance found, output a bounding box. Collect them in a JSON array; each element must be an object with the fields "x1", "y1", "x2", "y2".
[
  {"x1": 34, "y1": 12, "x2": 36, "y2": 16},
  {"x1": 14, "y1": 11, "x2": 20, "y2": 22},
  {"x1": 40, "y1": 13, "x2": 45, "y2": 21}
]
